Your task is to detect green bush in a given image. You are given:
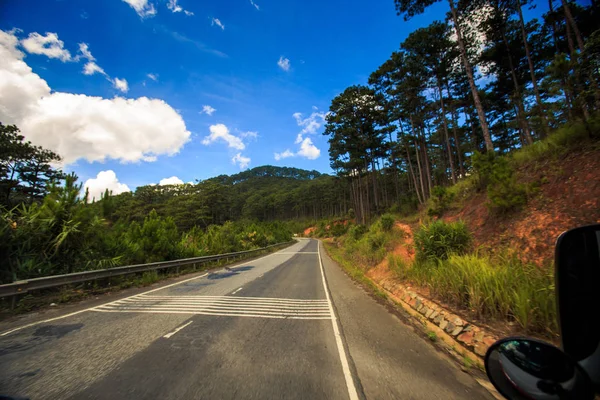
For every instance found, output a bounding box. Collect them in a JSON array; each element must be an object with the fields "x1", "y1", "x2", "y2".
[
  {"x1": 473, "y1": 152, "x2": 528, "y2": 214},
  {"x1": 426, "y1": 186, "x2": 455, "y2": 217},
  {"x1": 348, "y1": 224, "x2": 368, "y2": 240},
  {"x1": 379, "y1": 214, "x2": 395, "y2": 232},
  {"x1": 330, "y1": 222, "x2": 349, "y2": 237},
  {"x1": 414, "y1": 220, "x2": 472, "y2": 261}
]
